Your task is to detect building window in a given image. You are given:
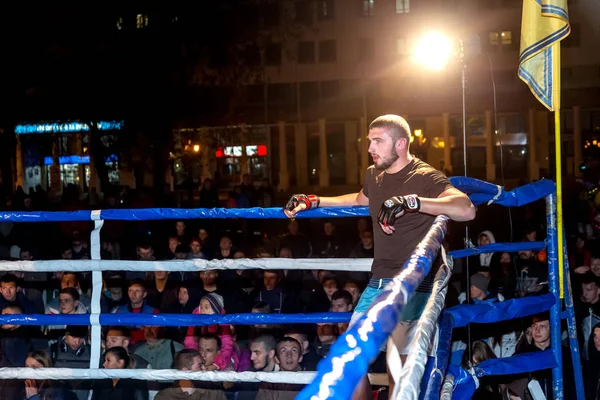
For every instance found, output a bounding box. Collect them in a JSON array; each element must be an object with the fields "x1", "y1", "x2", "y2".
[
  {"x1": 265, "y1": 43, "x2": 282, "y2": 66},
  {"x1": 318, "y1": 0, "x2": 335, "y2": 21},
  {"x1": 321, "y1": 80, "x2": 340, "y2": 99},
  {"x1": 298, "y1": 41, "x2": 316, "y2": 63},
  {"x1": 361, "y1": 0, "x2": 375, "y2": 17},
  {"x1": 359, "y1": 38, "x2": 375, "y2": 60},
  {"x1": 319, "y1": 40, "x2": 337, "y2": 62},
  {"x1": 268, "y1": 83, "x2": 292, "y2": 104},
  {"x1": 242, "y1": 45, "x2": 261, "y2": 66},
  {"x1": 563, "y1": 23, "x2": 580, "y2": 48},
  {"x1": 247, "y1": 85, "x2": 265, "y2": 103},
  {"x1": 299, "y1": 82, "x2": 319, "y2": 107},
  {"x1": 489, "y1": 30, "x2": 512, "y2": 45},
  {"x1": 263, "y1": 3, "x2": 280, "y2": 28},
  {"x1": 295, "y1": 1, "x2": 313, "y2": 24},
  {"x1": 396, "y1": 0, "x2": 410, "y2": 14},
  {"x1": 136, "y1": 14, "x2": 148, "y2": 29}
]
